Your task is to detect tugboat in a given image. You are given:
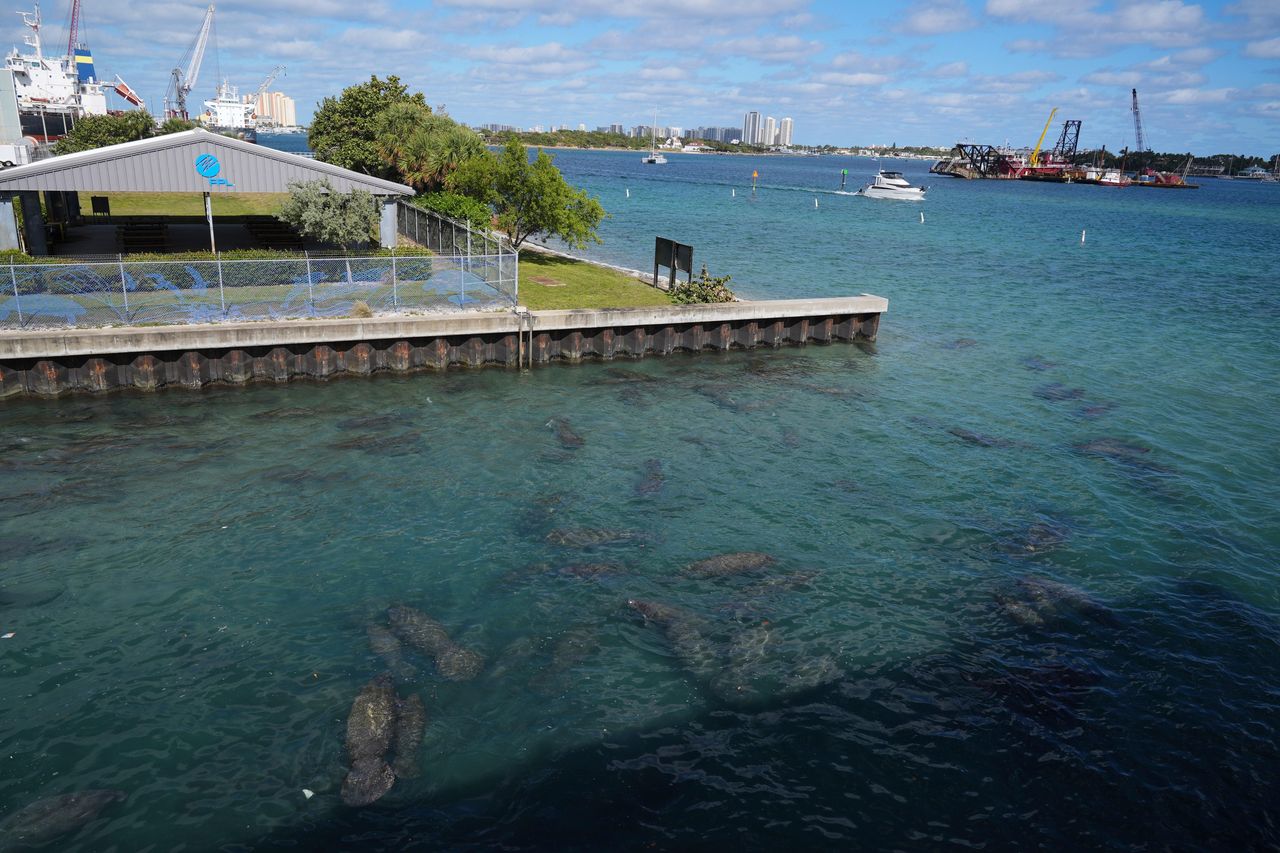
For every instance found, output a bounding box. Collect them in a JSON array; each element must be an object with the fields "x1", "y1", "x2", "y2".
[{"x1": 856, "y1": 169, "x2": 927, "y2": 200}]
